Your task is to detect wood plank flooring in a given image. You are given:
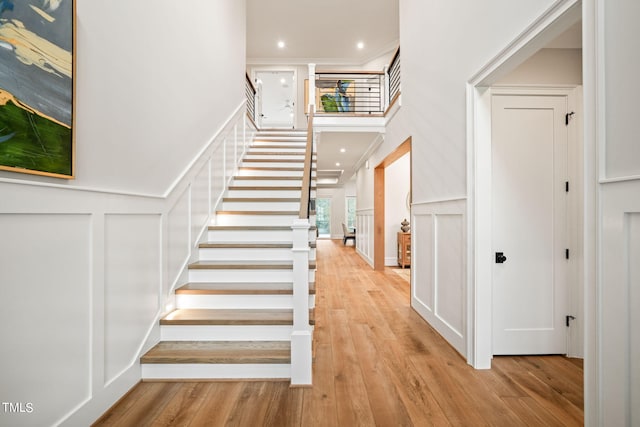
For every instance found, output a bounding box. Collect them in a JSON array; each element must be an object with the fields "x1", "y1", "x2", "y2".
[{"x1": 93, "y1": 239, "x2": 583, "y2": 426}]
